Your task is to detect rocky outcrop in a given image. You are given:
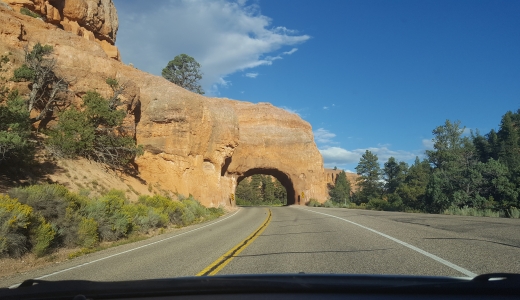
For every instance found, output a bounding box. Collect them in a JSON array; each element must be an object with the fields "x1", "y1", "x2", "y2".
[
  {"x1": 324, "y1": 168, "x2": 359, "y2": 192},
  {"x1": 0, "y1": 0, "x2": 120, "y2": 60},
  {"x1": 0, "y1": 5, "x2": 328, "y2": 207}
]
